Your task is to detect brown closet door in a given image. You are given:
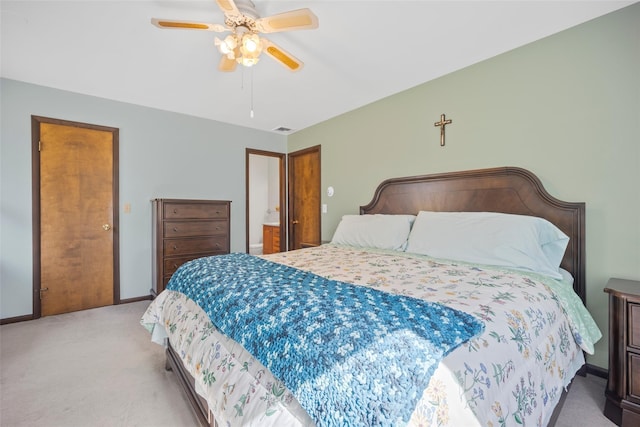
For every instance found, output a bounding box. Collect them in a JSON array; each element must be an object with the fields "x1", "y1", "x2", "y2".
[
  {"x1": 288, "y1": 145, "x2": 321, "y2": 250},
  {"x1": 35, "y1": 117, "x2": 118, "y2": 316}
]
